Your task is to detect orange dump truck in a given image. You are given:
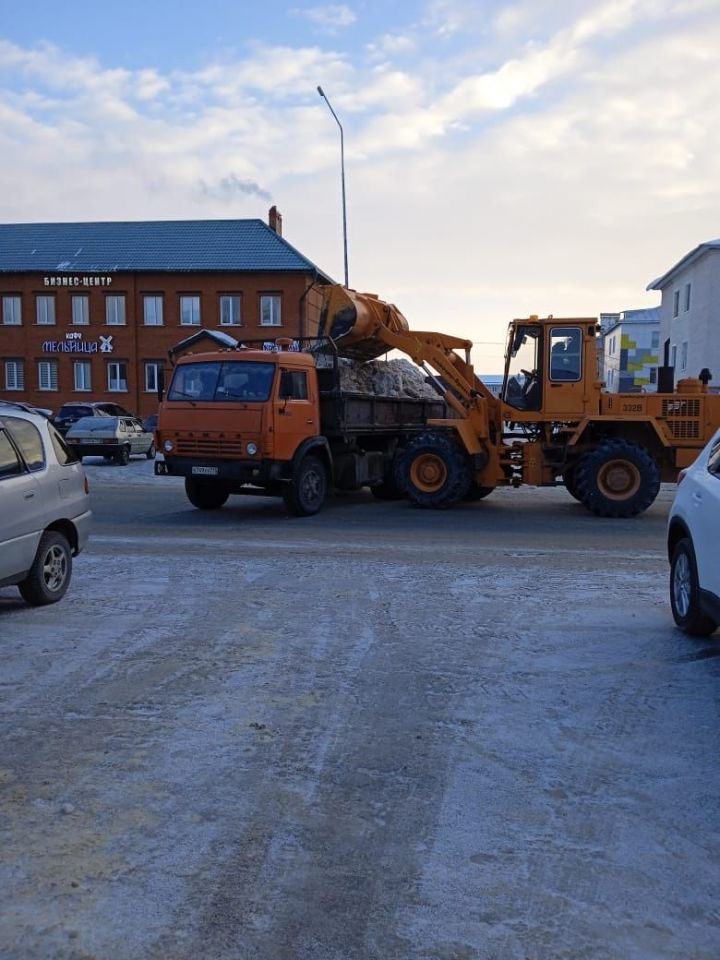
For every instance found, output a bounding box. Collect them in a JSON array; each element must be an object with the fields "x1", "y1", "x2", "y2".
[{"x1": 154, "y1": 337, "x2": 446, "y2": 515}]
